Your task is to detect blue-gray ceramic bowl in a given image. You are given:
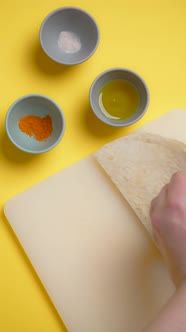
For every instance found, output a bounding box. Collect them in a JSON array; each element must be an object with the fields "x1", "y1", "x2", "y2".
[
  {"x1": 89, "y1": 68, "x2": 149, "y2": 127},
  {"x1": 5, "y1": 94, "x2": 65, "y2": 154},
  {"x1": 40, "y1": 7, "x2": 100, "y2": 65}
]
